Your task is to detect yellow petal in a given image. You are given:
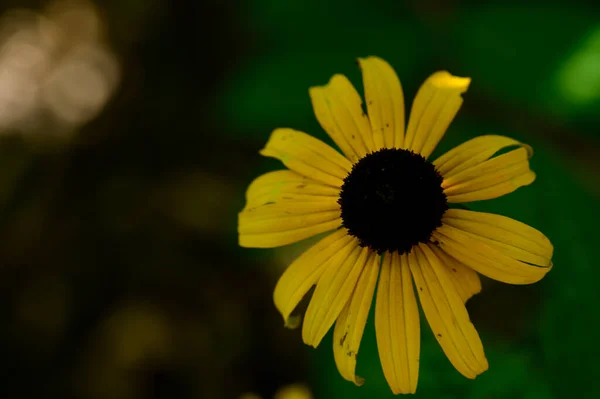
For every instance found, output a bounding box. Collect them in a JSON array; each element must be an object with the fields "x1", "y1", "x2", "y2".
[
  {"x1": 443, "y1": 209, "x2": 553, "y2": 253},
  {"x1": 333, "y1": 251, "x2": 379, "y2": 386},
  {"x1": 238, "y1": 200, "x2": 341, "y2": 248},
  {"x1": 440, "y1": 208, "x2": 553, "y2": 271},
  {"x1": 238, "y1": 220, "x2": 341, "y2": 248},
  {"x1": 434, "y1": 135, "x2": 525, "y2": 177},
  {"x1": 433, "y1": 211, "x2": 553, "y2": 285},
  {"x1": 446, "y1": 172, "x2": 536, "y2": 203},
  {"x1": 309, "y1": 75, "x2": 374, "y2": 163},
  {"x1": 357, "y1": 57, "x2": 405, "y2": 150},
  {"x1": 260, "y1": 128, "x2": 352, "y2": 187},
  {"x1": 409, "y1": 244, "x2": 488, "y2": 379},
  {"x1": 239, "y1": 201, "x2": 340, "y2": 231},
  {"x1": 302, "y1": 243, "x2": 369, "y2": 347},
  {"x1": 244, "y1": 170, "x2": 340, "y2": 209},
  {"x1": 375, "y1": 252, "x2": 420, "y2": 394},
  {"x1": 273, "y1": 229, "x2": 354, "y2": 325},
  {"x1": 442, "y1": 145, "x2": 535, "y2": 203},
  {"x1": 428, "y1": 244, "x2": 481, "y2": 303},
  {"x1": 404, "y1": 71, "x2": 470, "y2": 158}
]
